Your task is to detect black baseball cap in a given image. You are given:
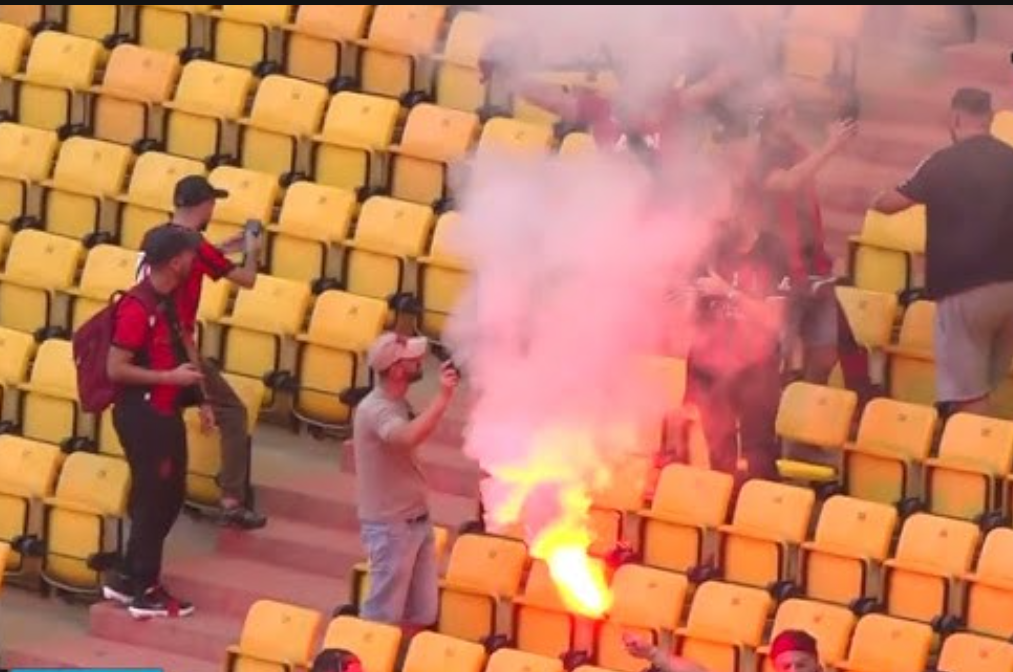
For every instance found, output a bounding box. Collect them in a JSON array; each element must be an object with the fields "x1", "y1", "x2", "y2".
[
  {"x1": 141, "y1": 224, "x2": 202, "y2": 265},
  {"x1": 173, "y1": 175, "x2": 229, "y2": 208}
]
